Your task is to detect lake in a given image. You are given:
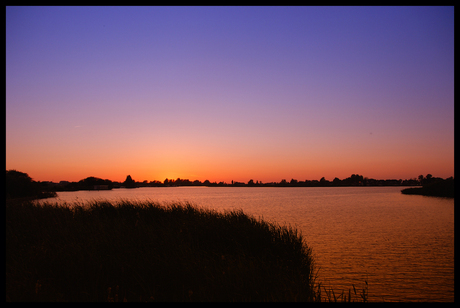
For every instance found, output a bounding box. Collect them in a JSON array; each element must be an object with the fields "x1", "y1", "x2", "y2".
[{"x1": 40, "y1": 186, "x2": 454, "y2": 302}]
